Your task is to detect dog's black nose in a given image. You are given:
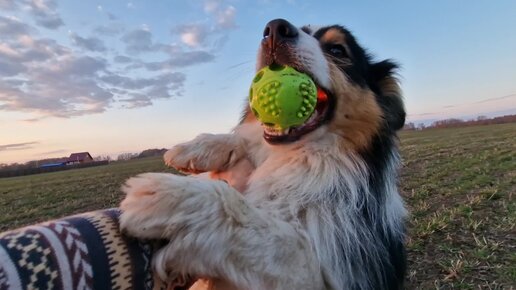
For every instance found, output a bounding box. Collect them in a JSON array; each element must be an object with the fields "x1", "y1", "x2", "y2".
[{"x1": 263, "y1": 19, "x2": 298, "y2": 47}]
